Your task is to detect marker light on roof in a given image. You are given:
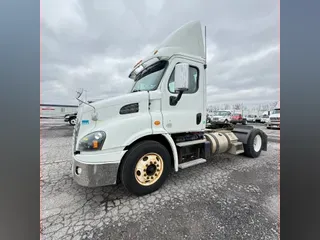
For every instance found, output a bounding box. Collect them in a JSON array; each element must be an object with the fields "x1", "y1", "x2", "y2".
[{"x1": 134, "y1": 60, "x2": 142, "y2": 68}]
